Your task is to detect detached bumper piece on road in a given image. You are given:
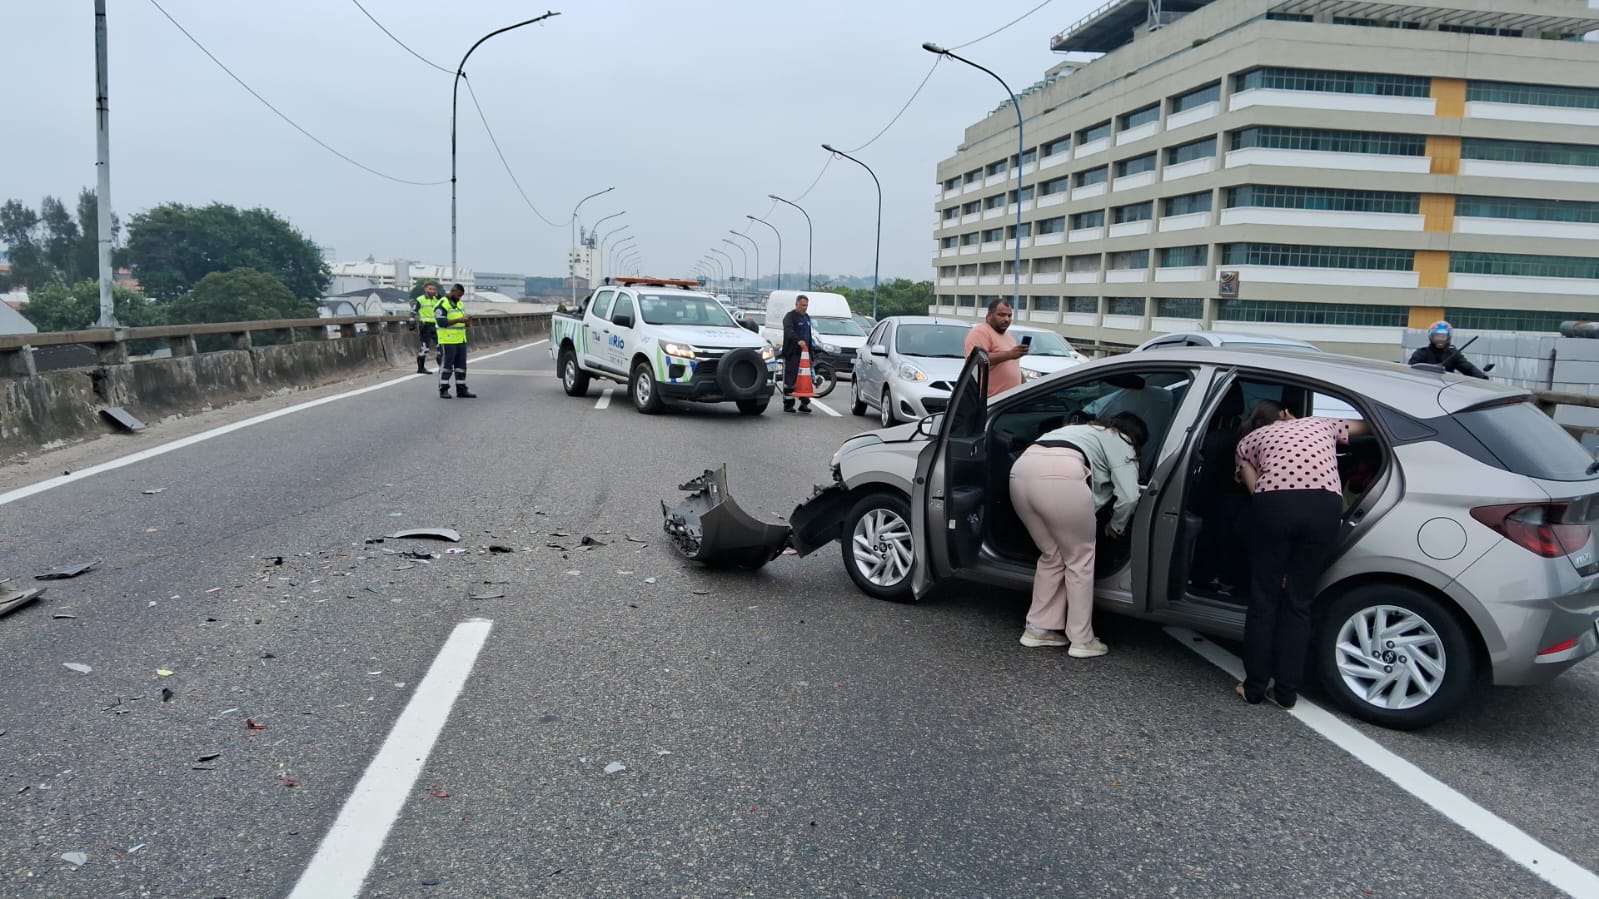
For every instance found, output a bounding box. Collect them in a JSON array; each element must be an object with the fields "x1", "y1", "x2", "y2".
[{"x1": 661, "y1": 465, "x2": 857, "y2": 570}]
